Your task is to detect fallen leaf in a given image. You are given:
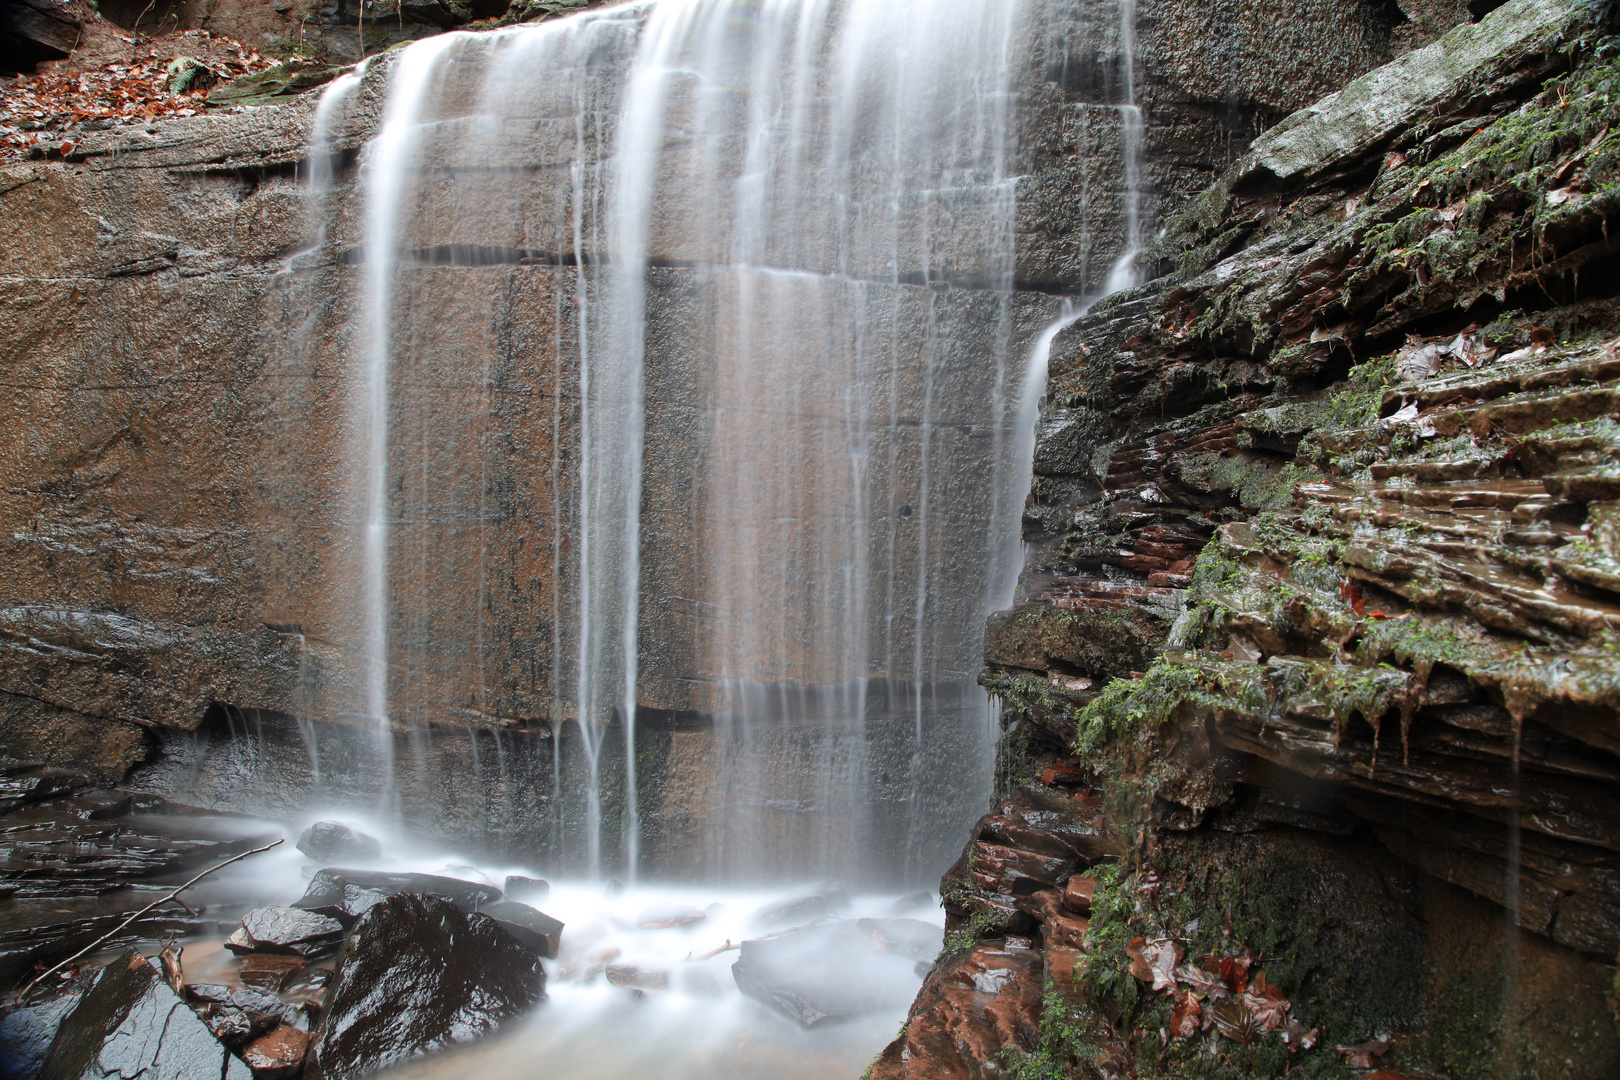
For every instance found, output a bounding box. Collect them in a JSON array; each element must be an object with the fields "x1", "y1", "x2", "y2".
[
  {"x1": 1170, "y1": 988, "x2": 1201, "y2": 1039},
  {"x1": 1209, "y1": 1000, "x2": 1262, "y2": 1045},
  {"x1": 1395, "y1": 336, "x2": 1443, "y2": 381},
  {"x1": 1127, "y1": 937, "x2": 1183, "y2": 992},
  {"x1": 1206, "y1": 953, "x2": 1251, "y2": 995},
  {"x1": 1529, "y1": 325, "x2": 1557, "y2": 348},
  {"x1": 1221, "y1": 633, "x2": 1263, "y2": 665},
  {"x1": 1173, "y1": 963, "x2": 1228, "y2": 998},
  {"x1": 1240, "y1": 970, "x2": 1290, "y2": 1031},
  {"x1": 1336, "y1": 1034, "x2": 1393, "y2": 1070},
  {"x1": 1340, "y1": 581, "x2": 1367, "y2": 617}
]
